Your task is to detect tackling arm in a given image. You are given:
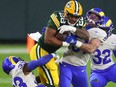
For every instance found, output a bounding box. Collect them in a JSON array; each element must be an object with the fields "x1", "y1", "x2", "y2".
[
  {"x1": 23, "y1": 53, "x2": 57, "y2": 75},
  {"x1": 65, "y1": 35, "x2": 101, "y2": 53},
  {"x1": 75, "y1": 28, "x2": 90, "y2": 40},
  {"x1": 79, "y1": 38, "x2": 101, "y2": 53},
  {"x1": 79, "y1": 27, "x2": 107, "y2": 53}
]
